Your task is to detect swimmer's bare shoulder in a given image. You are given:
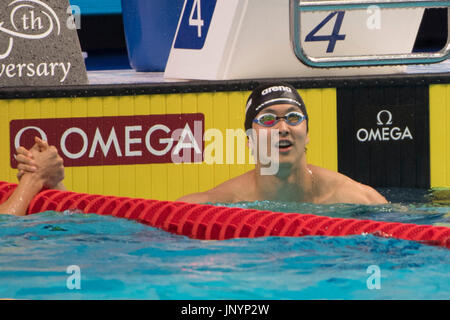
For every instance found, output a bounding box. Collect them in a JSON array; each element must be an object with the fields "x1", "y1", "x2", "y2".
[
  {"x1": 309, "y1": 165, "x2": 388, "y2": 205},
  {"x1": 176, "y1": 170, "x2": 256, "y2": 204}
]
